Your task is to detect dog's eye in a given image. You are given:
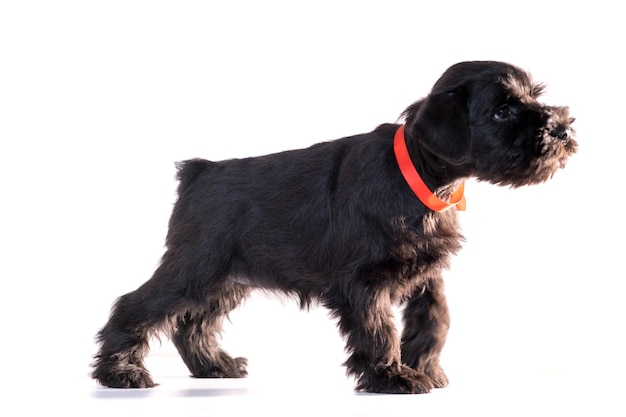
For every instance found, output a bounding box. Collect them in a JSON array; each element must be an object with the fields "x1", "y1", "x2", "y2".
[{"x1": 494, "y1": 105, "x2": 515, "y2": 121}]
